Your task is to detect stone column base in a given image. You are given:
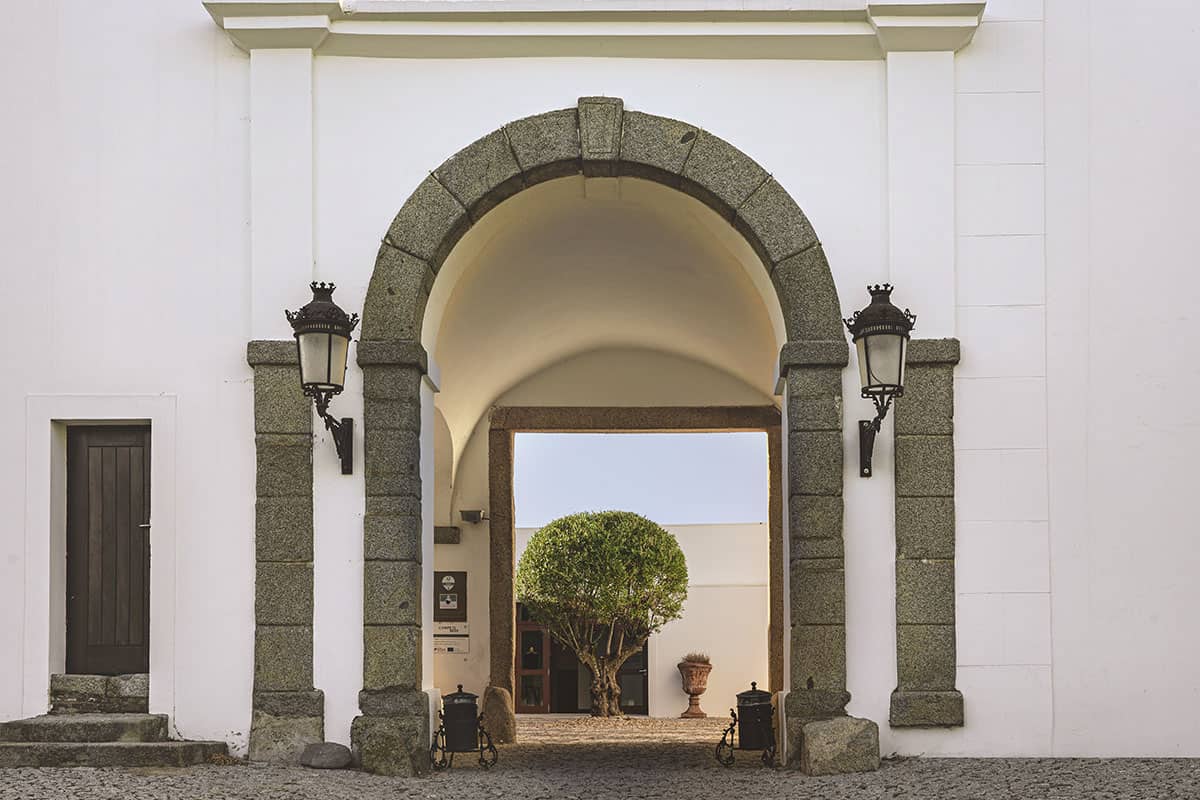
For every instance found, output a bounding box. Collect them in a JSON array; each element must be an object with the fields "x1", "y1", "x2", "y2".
[
  {"x1": 889, "y1": 689, "x2": 964, "y2": 727},
  {"x1": 248, "y1": 690, "x2": 324, "y2": 763},
  {"x1": 482, "y1": 686, "x2": 517, "y2": 744},
  {"x1": 351, "y1": 690, "x2": 431, "y2": 777},
  {"x1": 796, "y1": 716, "x2": 880, "y2": 776}
]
